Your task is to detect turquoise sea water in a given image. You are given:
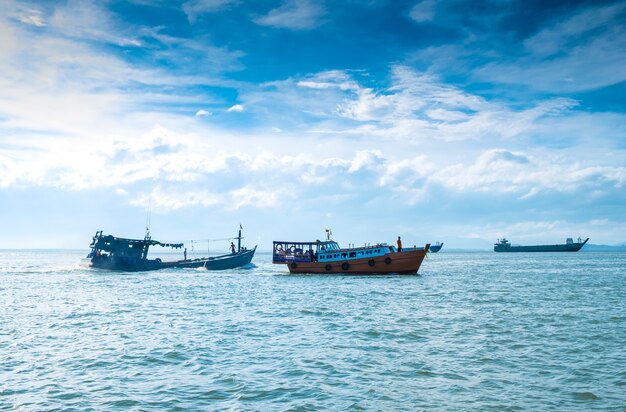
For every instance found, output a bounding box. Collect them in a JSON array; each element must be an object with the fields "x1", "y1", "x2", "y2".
[{"x1": 1, "y1": 250, "x2": 625, "y2": 411}]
